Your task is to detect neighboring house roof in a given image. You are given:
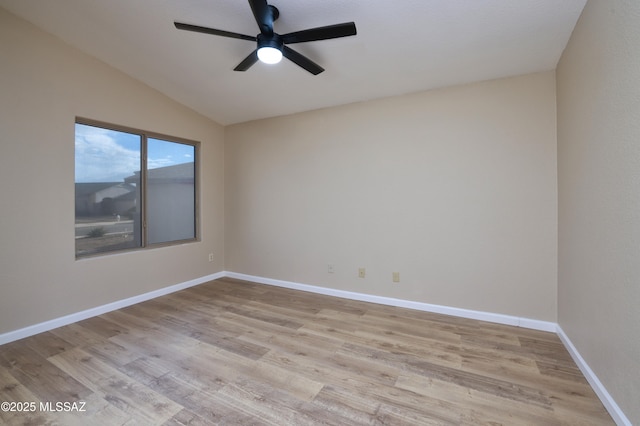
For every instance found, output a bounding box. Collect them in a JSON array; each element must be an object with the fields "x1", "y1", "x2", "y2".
[
  {"x1": 125, "y1": 162, "x2": 194, "y2": 184},
  {"x1": 75, "y1": 182, "x2": 122, "y2": 197},
  {"x1": 75, "y1": 182, "x2": 137, "y2": 200}
]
